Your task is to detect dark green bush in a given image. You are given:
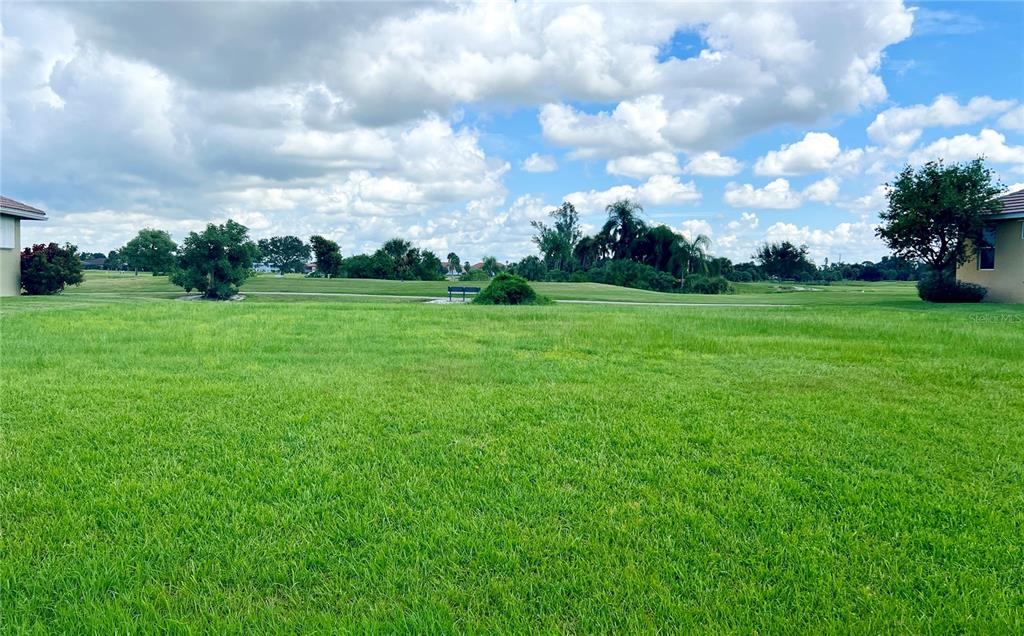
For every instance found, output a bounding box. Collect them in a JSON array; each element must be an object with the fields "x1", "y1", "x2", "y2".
[
  {"x1": 510, "y1": 255, "x2": 547, "y2": 281},
  {"x1": 473, "y1": 273, "x2": 551, "y2": 305},
  {"x1": 459, "y1": 269, "x2": 490, "y2": 282},
  {"x1": 683, "y1": 274, "x2": 733, "y2": 294},
  {"x1": 20, "y1": 243, "x2": 84, "y2": 295},
  {"x1": 916, "y1": 274, "x2": 986, "y2": 303},
  {"x1": 726, "y1": 270, "x2": 753, "y2": 283},
  {"x1": 171, "y1": 220, "x2": 259, "y2": 299},
  {"x1": 543, "y1": 269, "x2": 570, "y2": 282},
  {"x1": 586, "y1": 260, "x2": 676, "y2": 292}
]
